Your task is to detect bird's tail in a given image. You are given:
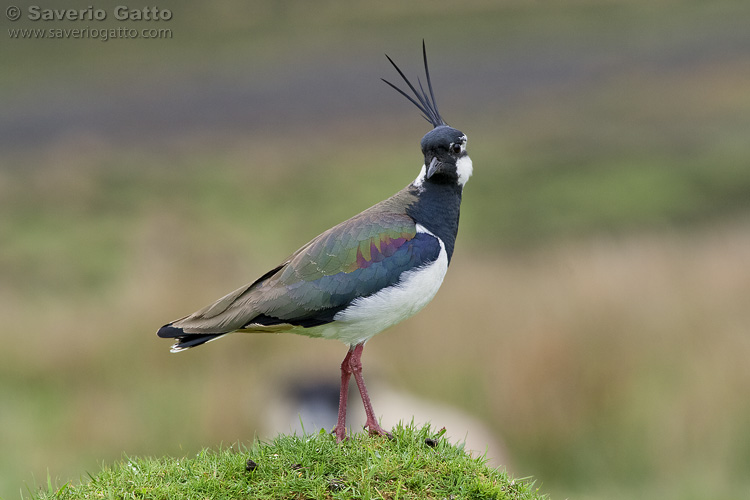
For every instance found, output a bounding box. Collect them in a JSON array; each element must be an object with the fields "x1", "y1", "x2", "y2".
[
  {"x1": 157, "y1": 324, "x2": 227, "y2": 353},
  {"x1": 155, "y1": 280, "x2": 262, "y2": 352}
]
